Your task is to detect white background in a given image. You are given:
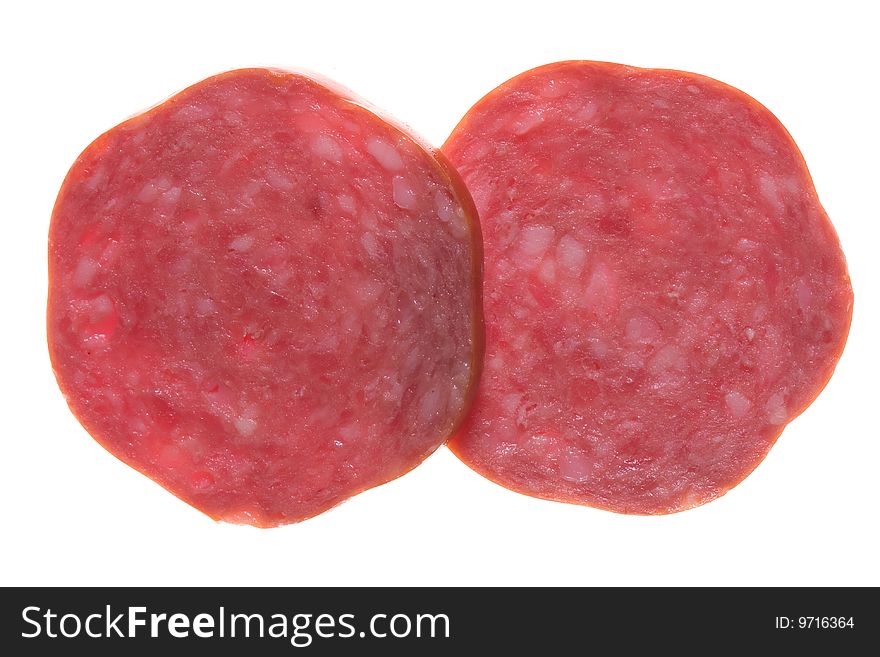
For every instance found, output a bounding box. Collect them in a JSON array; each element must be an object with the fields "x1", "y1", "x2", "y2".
[{"x1": 2, "y1": 0, "x2": 877, "y2": 586}]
